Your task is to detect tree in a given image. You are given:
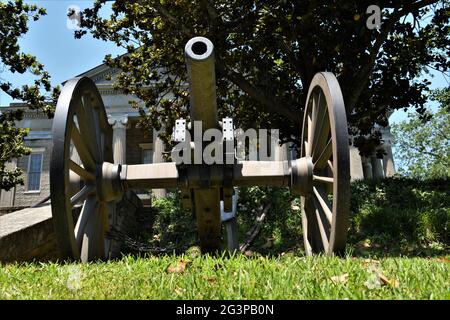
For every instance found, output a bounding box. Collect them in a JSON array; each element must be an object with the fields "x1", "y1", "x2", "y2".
[
  {"x1": 75, "y1": 0, "x2": 449, "y2": 153},
  {"x1": 392, "y1": 88, "x2": 450, "y2": 179},
  {"x1": 0, "y1": 0, "x2": 59, "y2": 190}
]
